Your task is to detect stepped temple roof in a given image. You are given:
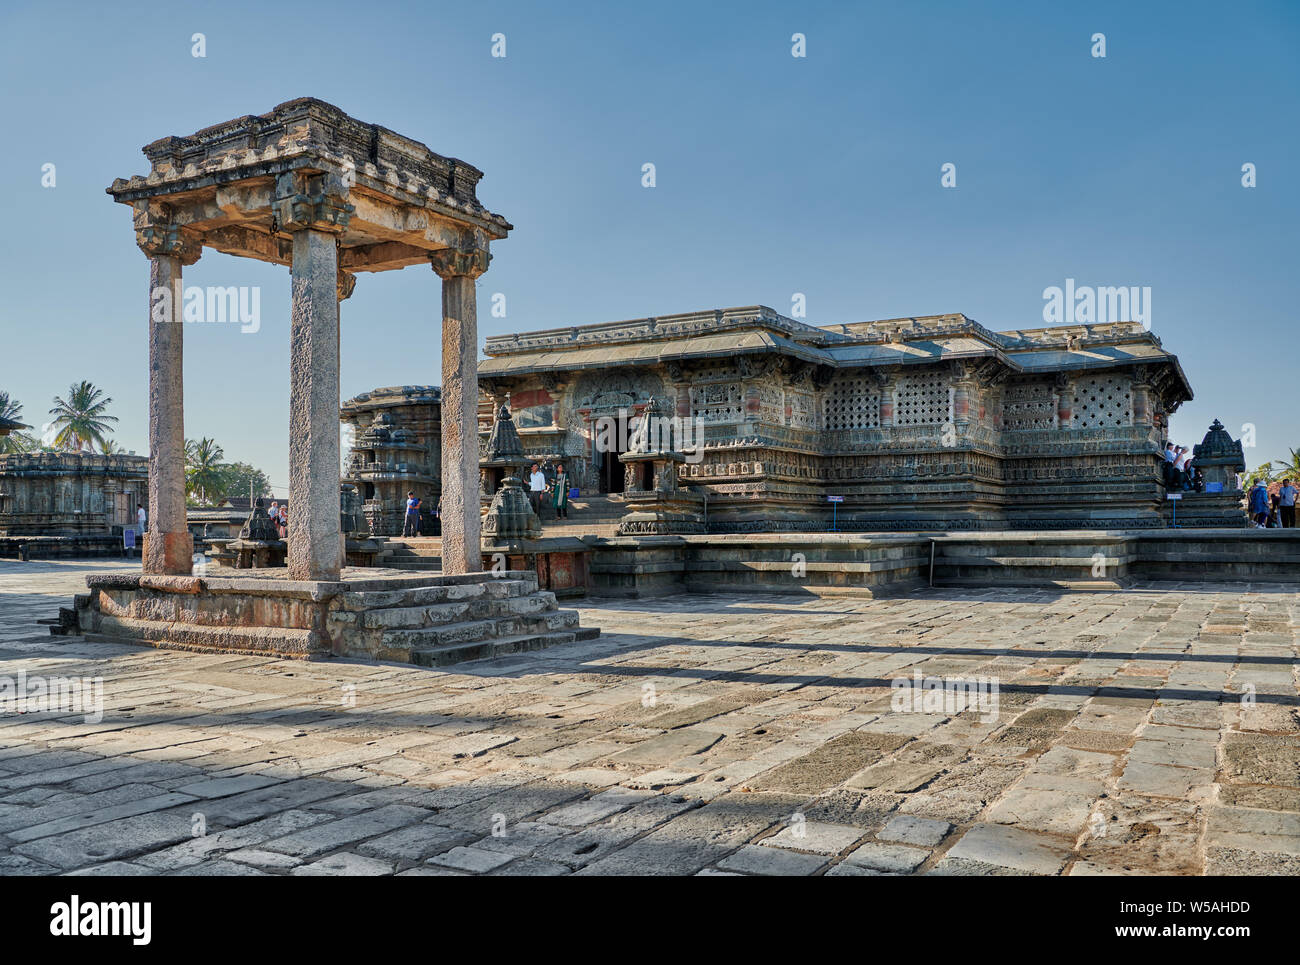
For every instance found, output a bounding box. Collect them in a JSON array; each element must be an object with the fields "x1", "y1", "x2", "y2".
[{"x1": 479, "y1": 306, "x2": 1192, "y2": 405}]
